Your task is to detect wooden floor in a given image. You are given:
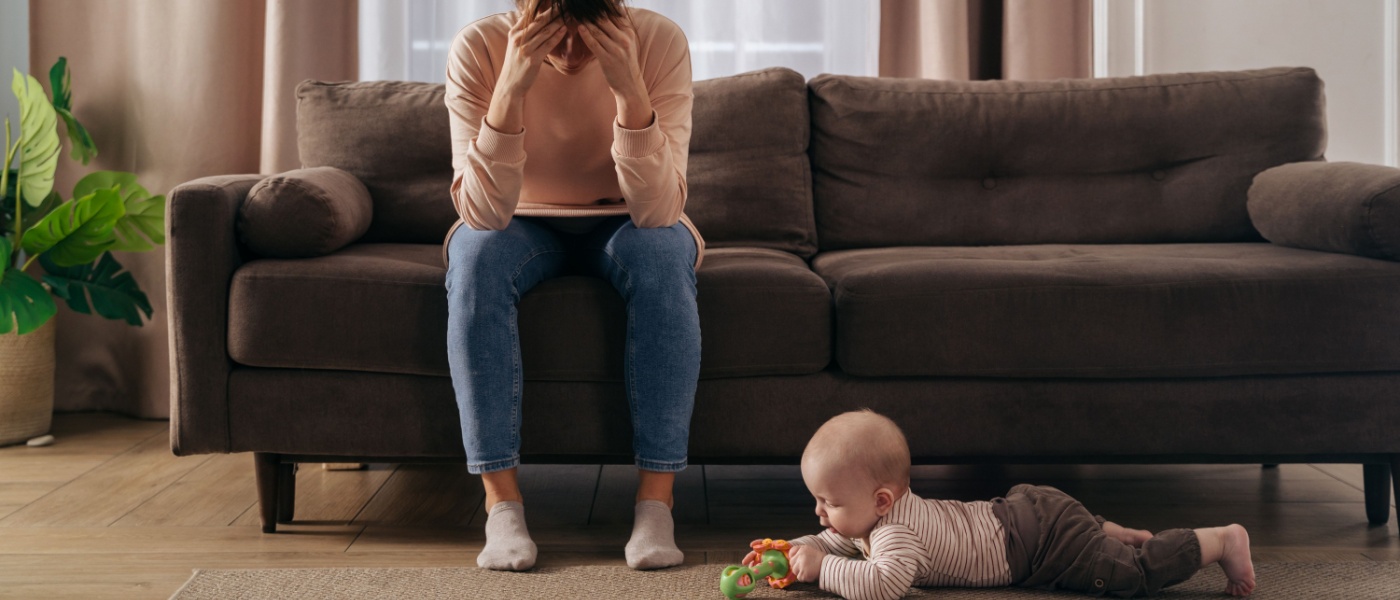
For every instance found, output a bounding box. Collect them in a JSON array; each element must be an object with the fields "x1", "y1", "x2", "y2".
[{"x1": 0, "y1": 412, "x2": 1397, "y2": 599}]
